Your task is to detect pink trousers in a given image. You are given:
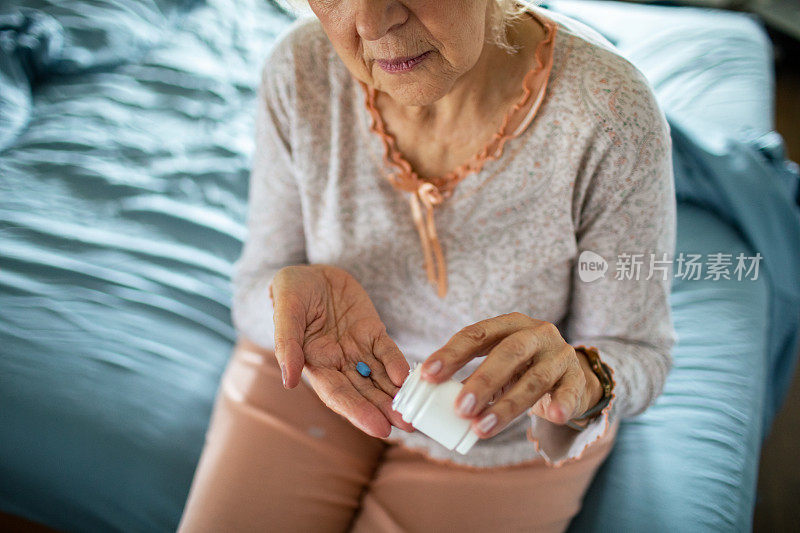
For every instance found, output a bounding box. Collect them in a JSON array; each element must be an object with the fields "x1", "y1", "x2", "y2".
[{"x1": 177, "y1": 339, "x2": 619, "y2": 533}]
